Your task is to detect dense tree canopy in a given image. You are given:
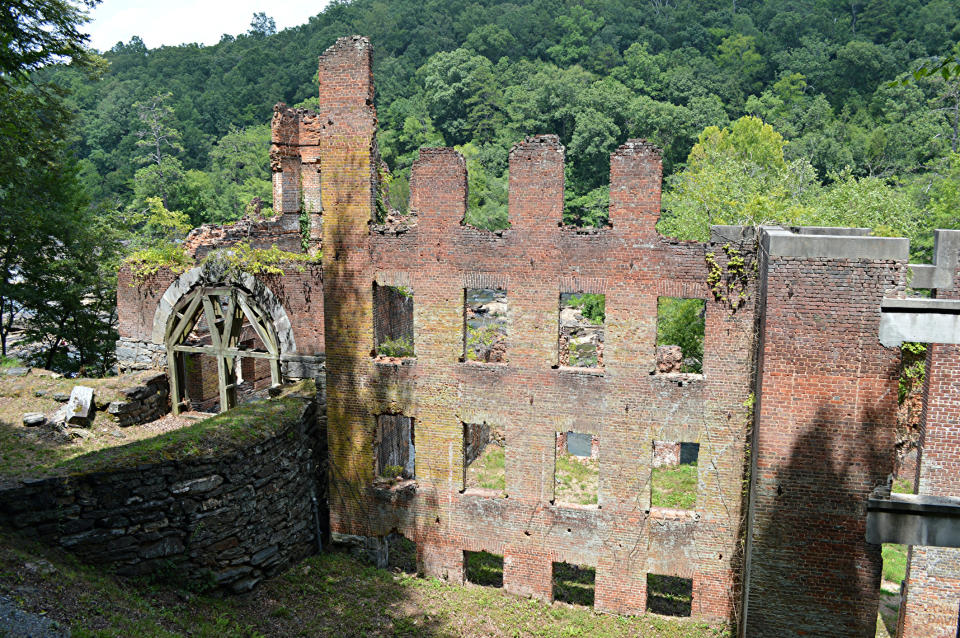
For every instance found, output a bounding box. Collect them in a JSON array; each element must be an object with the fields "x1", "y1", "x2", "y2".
[{"x1": 9, "y1": 0, "x2": 960, "y2": 372}]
